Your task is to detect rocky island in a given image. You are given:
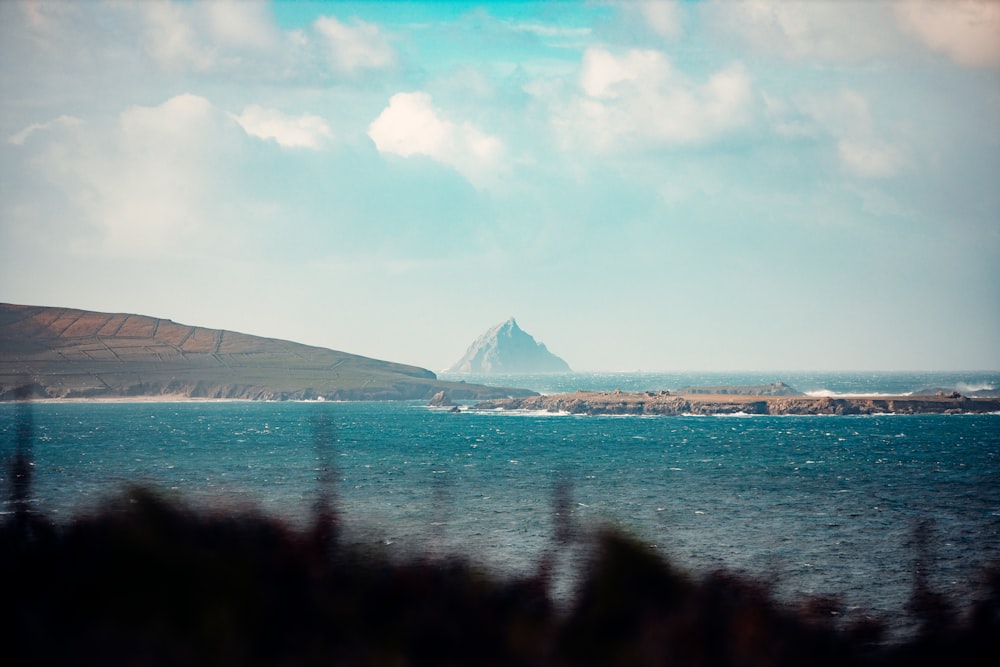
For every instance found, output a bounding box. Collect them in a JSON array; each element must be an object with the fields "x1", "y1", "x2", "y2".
[
  {"x1": 0, "y1": 303, "x2": 537, "y2": 401},
  {"x1": 473, "y1": 388, "x2": 1000, "y2": 416},
  {"x1": 447, "y1": 318, "x2": 571, "y2": 374}
]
